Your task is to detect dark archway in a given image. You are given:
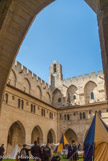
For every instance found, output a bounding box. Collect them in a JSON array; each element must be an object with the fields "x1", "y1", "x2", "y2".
[
  {"x1": 31, "y1": 126, "x2": 43, "y2": 144},
  {"x1": 65, "y1": 129, "x2": 78, "y2": 144},
  {"x1": 47, "y1": 129, "x2": 56, "y2": 143},
  {"x1": 7, "y1": 121, "x2": 25, "y2": 146},
  {"x1": 7, "y1": 121, "x2": 25, "y2": 154}
]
